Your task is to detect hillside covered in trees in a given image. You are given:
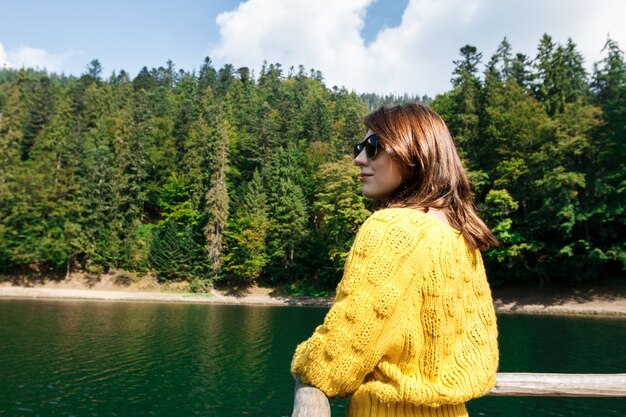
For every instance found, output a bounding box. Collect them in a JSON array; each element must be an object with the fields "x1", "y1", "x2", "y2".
[{"x1": 0, "y1": 34, "x2": 623, "y2": 292}]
